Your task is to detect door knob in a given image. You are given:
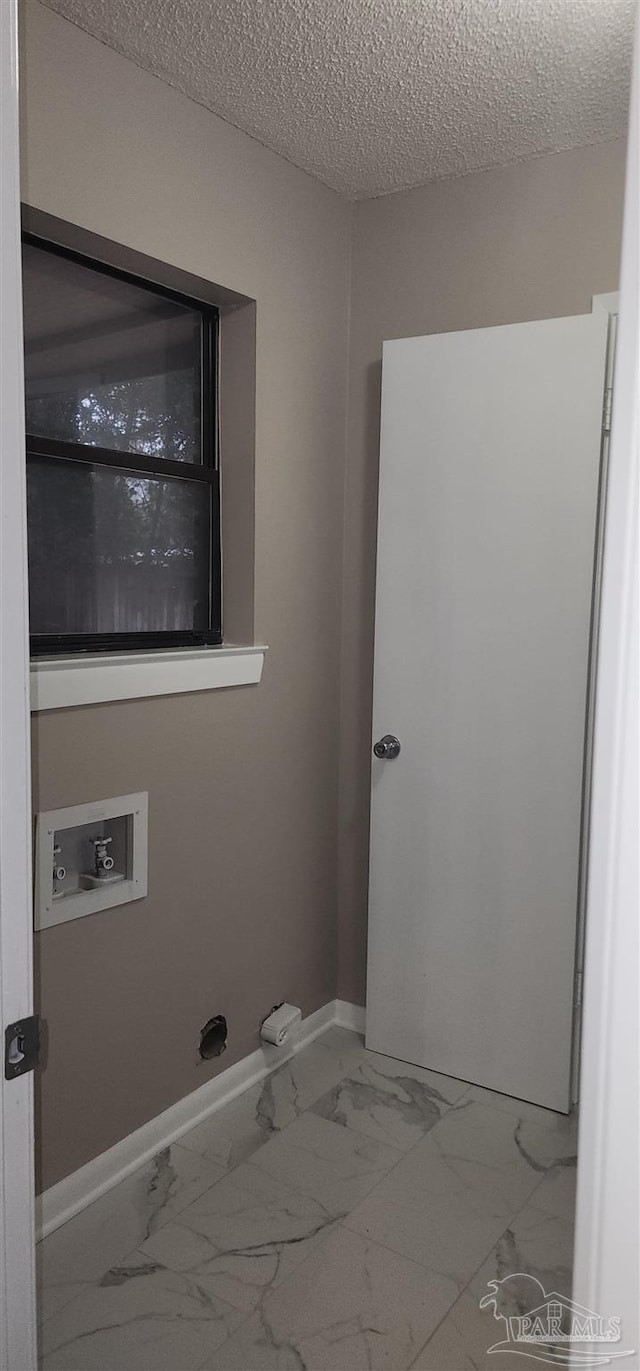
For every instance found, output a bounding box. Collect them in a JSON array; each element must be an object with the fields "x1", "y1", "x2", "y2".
[{"x1": 373, "y1": 734, "x2": 401, "y2": 760}]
